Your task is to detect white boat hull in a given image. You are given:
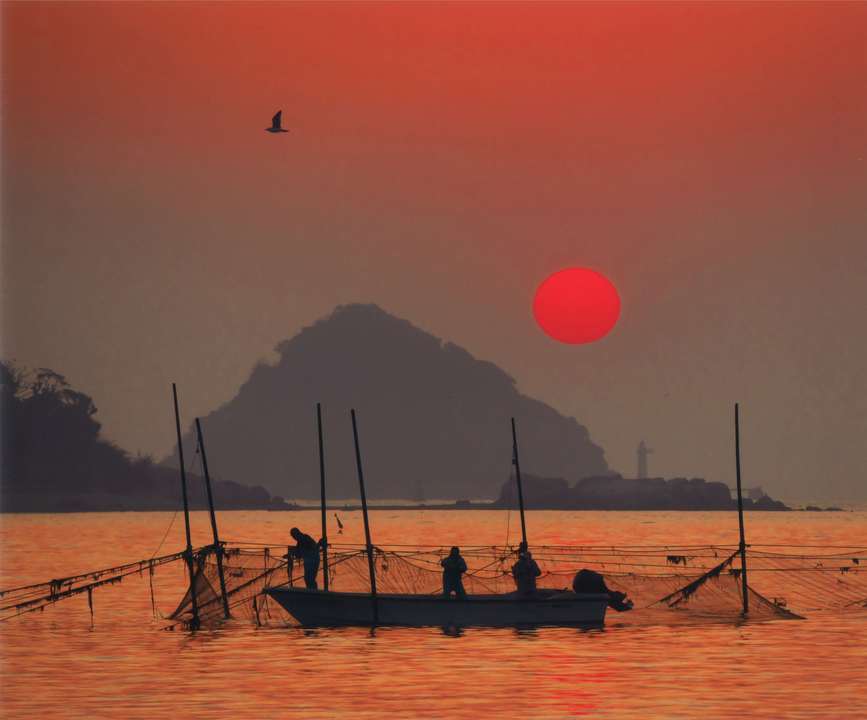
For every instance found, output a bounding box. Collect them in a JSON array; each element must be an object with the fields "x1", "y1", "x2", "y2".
[{"x1": 266, "y1": 587, "x2": 609, "y2": 627}]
